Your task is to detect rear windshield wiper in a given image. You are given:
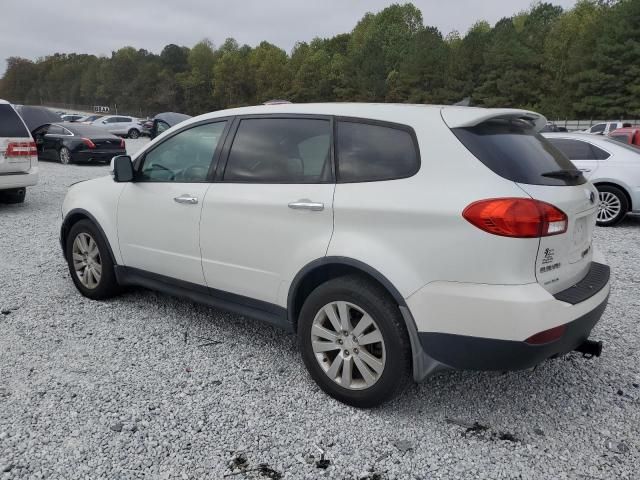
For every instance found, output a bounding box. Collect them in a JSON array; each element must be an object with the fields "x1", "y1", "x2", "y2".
[{"x1": 541, "y1": 169, "x2": 583, "y2": 180}]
